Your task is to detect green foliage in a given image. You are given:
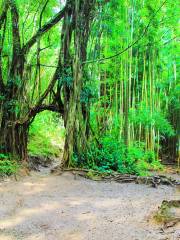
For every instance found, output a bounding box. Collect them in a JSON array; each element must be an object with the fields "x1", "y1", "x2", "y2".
[
  {"x1": 60, "y1": 67, "x2": 73, "y2": 88},
  {"x1": 28, "y1": 111, "x2": 64, "y2": 158},
  {"x1": 80, "y1": 85, "x2": 98, "y2": 104},
  {"x1": 123, "y1": 145, "x2": 163, "y2": 175},
  {"x1": 0, "y1": 0, "x2": 179, "y2": 171},
  {"x1": 0, "y1": 153, "x2": 9, "y2": 159},
  {"x1": 129, "y1": 105, "x2": 175, "y2": 137},
  {"x1": 72, "y1": 137, "x2": 122, "y2": 172},
  {"x1": 0, "y1": 94, "x2": 5, "y2": 101},
  {"x1": 72, "y1": 136, "x2": 163, "y2": 176},
  {"x1": 0, "y1": 154, "x2": 19, "y2": 176}
]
